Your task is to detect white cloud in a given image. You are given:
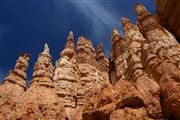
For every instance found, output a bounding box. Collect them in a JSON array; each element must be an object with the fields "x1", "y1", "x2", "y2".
[
  {"x1": 53, "y1": 0, "x2": 122, "y2": 56},
  {"x1": 68, "y1": 0, "x2": 120, "y2": 33}
]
